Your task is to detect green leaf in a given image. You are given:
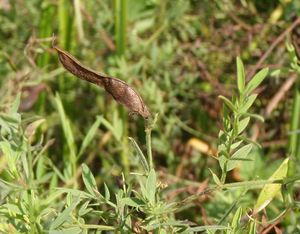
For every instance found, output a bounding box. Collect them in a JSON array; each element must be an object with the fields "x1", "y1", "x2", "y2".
[
  {"x1": 122, "y1": 197, "x2": 144, "y2": 208},
  {"x1": 2, "y1": 204, "x2": 22, "y2": 215},
  {"x1": 219, "y1": 95, "x2": 237, "y2": 112},
  {"x1": 145, "y1": 169, "x2": 156, "y2": 205},
  {"x1": 242, "y1": 113, "x2": 264, "y2": 122},
  {"x1": 254, "y1": 158, "x2": 289, "y2": 214},
  {"x1": 237, "y1": 136, "x2": 261, "y2": 148},
  {"x1": 239, "y1": 94, "x2": 257, "y2": 113},
  {"x1": 78, "y1": 200, "x2": 91, "y2": 216},
  {"x1": 231, "y1": 207, "x2": 242, "y2": 229},
  {"x1": 49, "y1": 227, "x2": 82, "y2": 234},
  {"x1": 129, "y1": 137, "x2": 149, "y2": 173},
  {"x1": 189, "y1": 225, "x2": 229, "y2": 232},
  {"x1": 227, "y1": 144, "x2": 253, "y2": 171},
  {"x1": 10, "y1": 93, "x2": 21, "y2": 114},
  {"x1": 245, "y1": 68, "x2": 269, "y2": 95},
  {"x1": 0, "y1": 112, "x2": 21, "y2": 124},
  {"x1": 54, "y1": 93, "x2": 77, "y2": 165},
  {"x1": 237, "y1": 117, "x2": 250, "y2": 134},
  {"x1": 248, "y1": 219, "x2": 257, "y2": 234},
  {"x1": 0, "y1": 140, "x2": 18, "y2": 178},
  {"x1": 236, "y1": 57, "x2": 245, "y2": 94},
  {"x1": 25, "y1": 119, "x2": 46, "y2": 140},
  {"x1": 81, "y1": 164, "x2": 98, "y2": 197},
  {"x1": 104, "y1": 183, "x2": 110, "y2": 201},
  {"x1": 101, "y1": 117, "x2": 122, "y2": 141},
  {"x1": 230, "y1": 140, "x2": 243, "y2": 150},
  {"x1": 78, "y1": 116, "x2": 102, "y2": 157},
  {"x1": 20, "y1": 152, "x2": 29, "y2": 180},
  {"x1": 50, "y1": 196, "x2": 81, "y2": 229},
  {"x1": 209, "y1": 169, "x2": 221, "y2": 186},
  {"x1": 218, "y1": 155, "x2": 227, "y2": 172}
]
